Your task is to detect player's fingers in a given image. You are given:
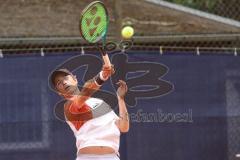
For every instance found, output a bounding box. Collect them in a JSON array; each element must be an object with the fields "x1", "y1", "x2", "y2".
[
  {"x1": 119, "y1": 80, "x2": 126, "y2": 84},
  {"x1": 117, "y1": 80, "x2": 122, "y2": 85},
  {"x1": 119, "y1": 80, "x2": 127, "y2": 88},
  {"x1": 120, "y1": 80, "x2": 127, "y2": 88},
  {"x1": 116, "y1": 81, "x2": 124, "y2": 87}
]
